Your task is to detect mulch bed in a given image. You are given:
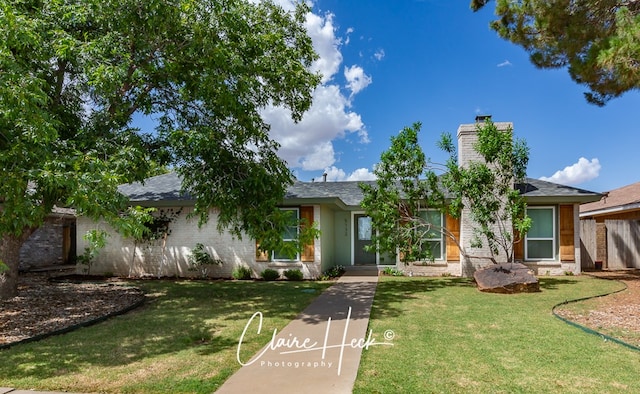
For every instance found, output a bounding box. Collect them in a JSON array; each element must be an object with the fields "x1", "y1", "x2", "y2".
[
  {"x1": 0, "y1": 273, "x2": 145, "y2": 346},
  {"x1": 555, "y1": 269, "x2": 640, "y2": 347}
]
